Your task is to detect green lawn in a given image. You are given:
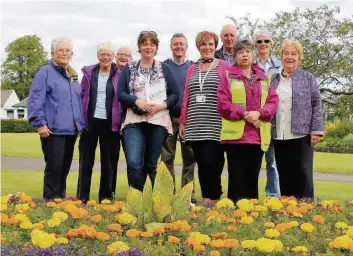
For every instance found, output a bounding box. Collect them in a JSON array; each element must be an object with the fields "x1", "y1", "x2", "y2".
[
  {"x1": 2, "y1": 133, "x2": 353, "y2": 174},
  {"x1": 1, "y1": 170, "x2": 352, "y2": 202}
]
